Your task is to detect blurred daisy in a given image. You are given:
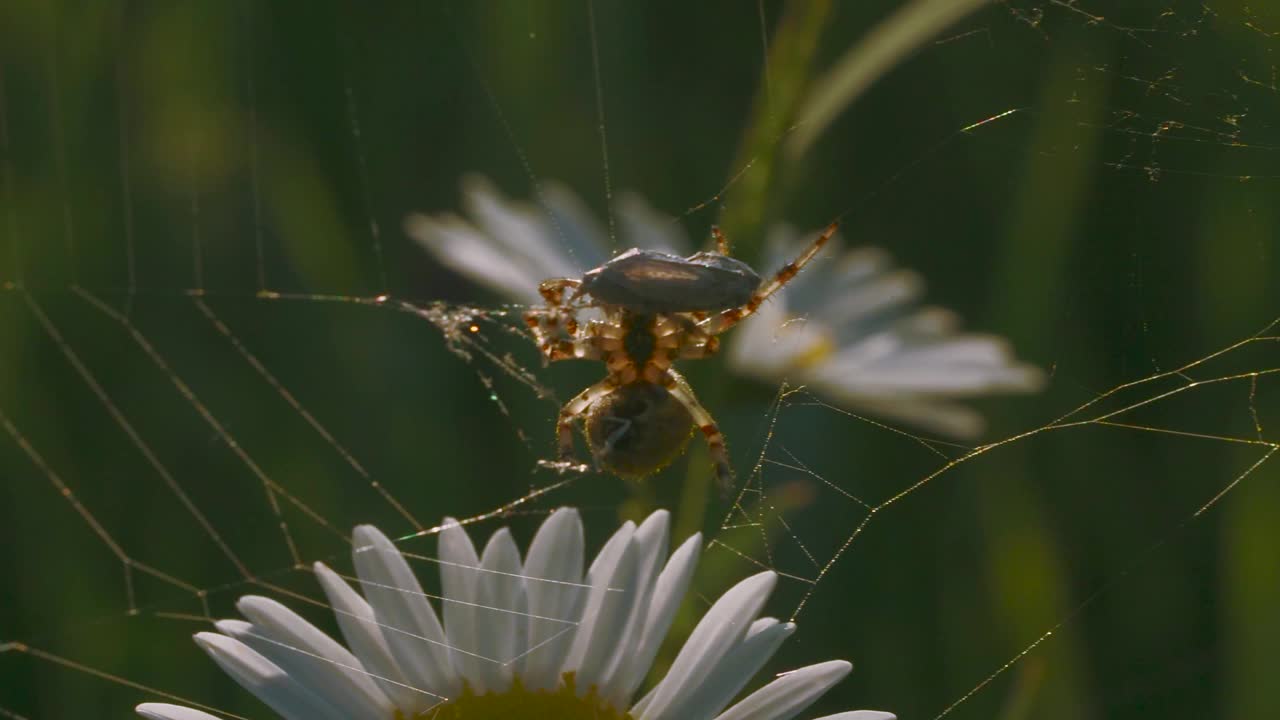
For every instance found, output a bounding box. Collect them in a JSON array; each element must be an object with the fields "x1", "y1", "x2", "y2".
[
  {"x1": 406, "y1": 177, "x2": 1043, "y2": 438},
  {"x1": 136, "y1": 508, "x2": 893, "y2": 720}
]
